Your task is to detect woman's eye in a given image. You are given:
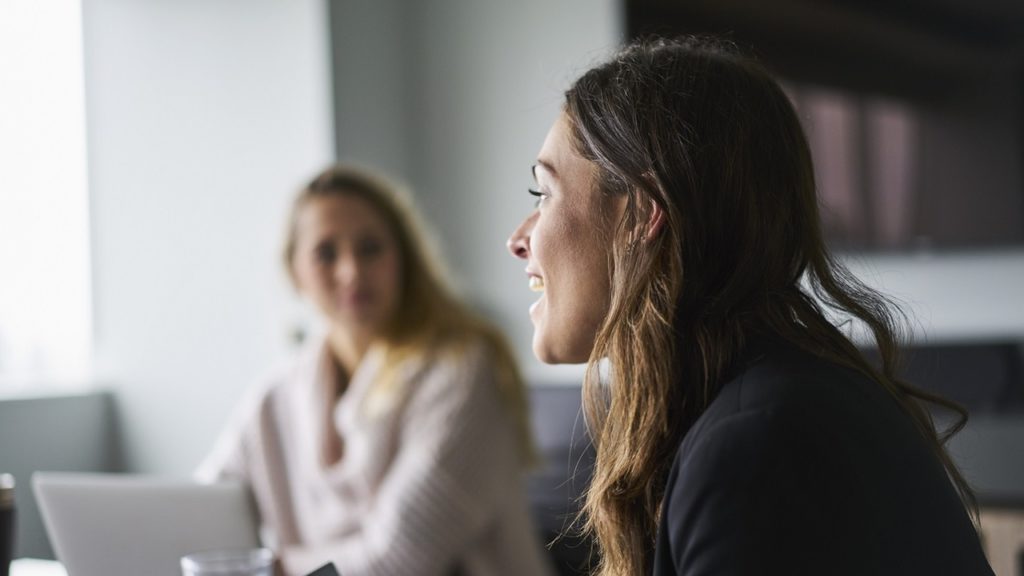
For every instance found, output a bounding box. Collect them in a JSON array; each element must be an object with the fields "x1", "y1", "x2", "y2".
[
  {"x1": 314, "y1": 243, "x2": 336, "y2": 264},
  {"x1": 528, "y1": 188, "x2": 547, "y2": 208},
  {"x1": 357, "y1": 238, "x2": 384, "y2": 258}
]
